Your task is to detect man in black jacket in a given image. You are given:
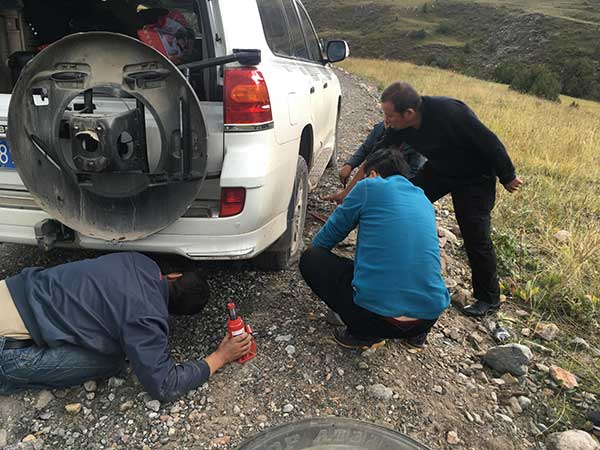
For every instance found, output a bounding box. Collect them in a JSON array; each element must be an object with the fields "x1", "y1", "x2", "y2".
[
  {"x1": 0, "y1": 252, "x2": 251, "y2": 400},
  {"x1": 377, "y1": 82, "x2": 522, "y2": 317}
]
